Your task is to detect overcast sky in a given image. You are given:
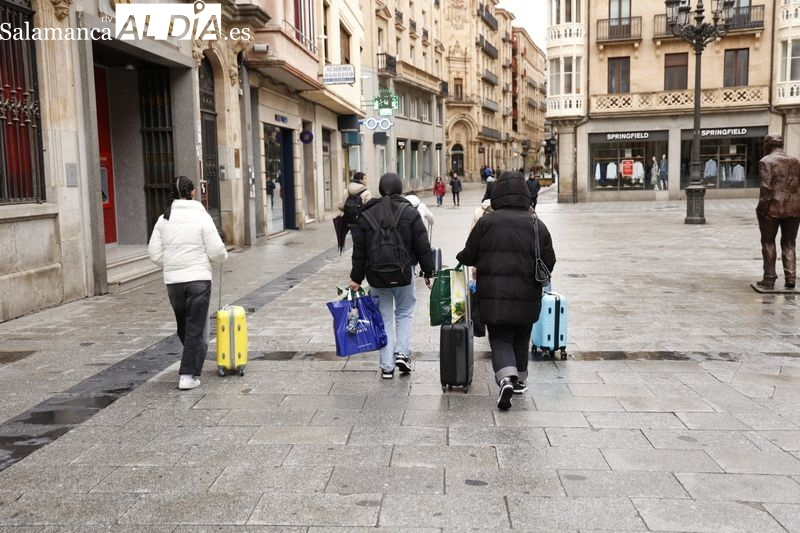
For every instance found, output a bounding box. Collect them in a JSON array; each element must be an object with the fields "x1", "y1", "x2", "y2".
[{"x1": 496, "y1": 0, "x2": 547, "y2": 50}]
